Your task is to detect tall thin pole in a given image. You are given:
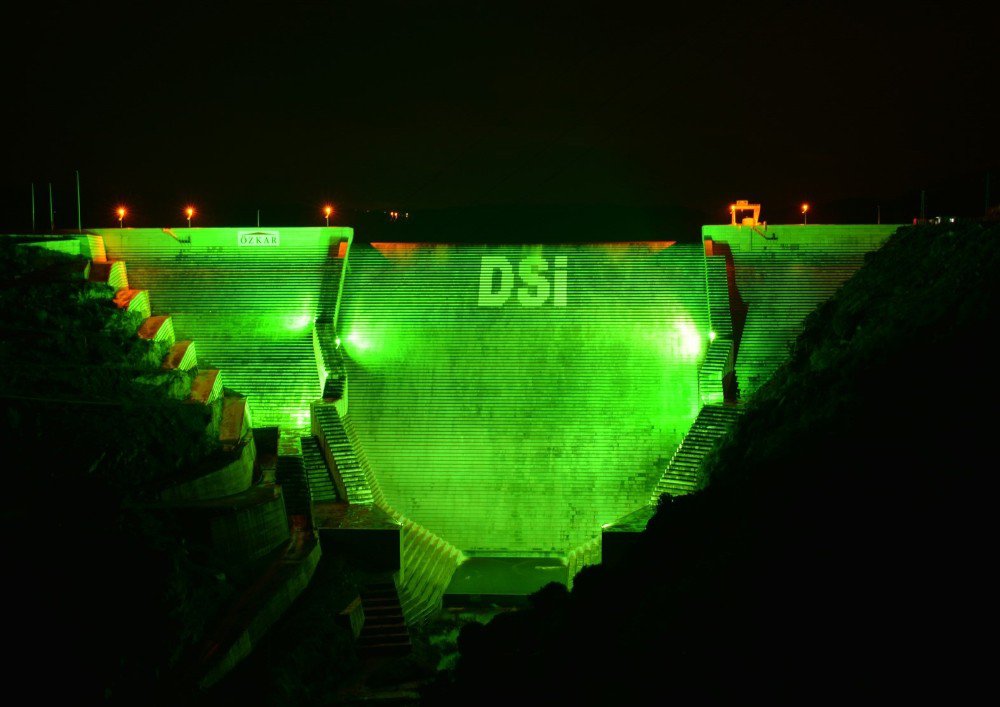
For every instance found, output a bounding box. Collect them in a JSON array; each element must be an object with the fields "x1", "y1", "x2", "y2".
[
  {"x1": 986, "y1": 173, "x2": 991, "y2": 217},
  {"x1": 48, "y1": 183, "x2": 54, "y2": 231},
  {"x1": 30, "y1": 183, "x2": 36, "y2": 232},
  {"x1": 75, "y1": 170, "x2": 82, "y2": 231},
  {"x1": 877, "y1": 204, "x2": 881, "y2": 225},
  {"x1": 257, "y1": 209, "x2": 260, "y2": 227}
]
